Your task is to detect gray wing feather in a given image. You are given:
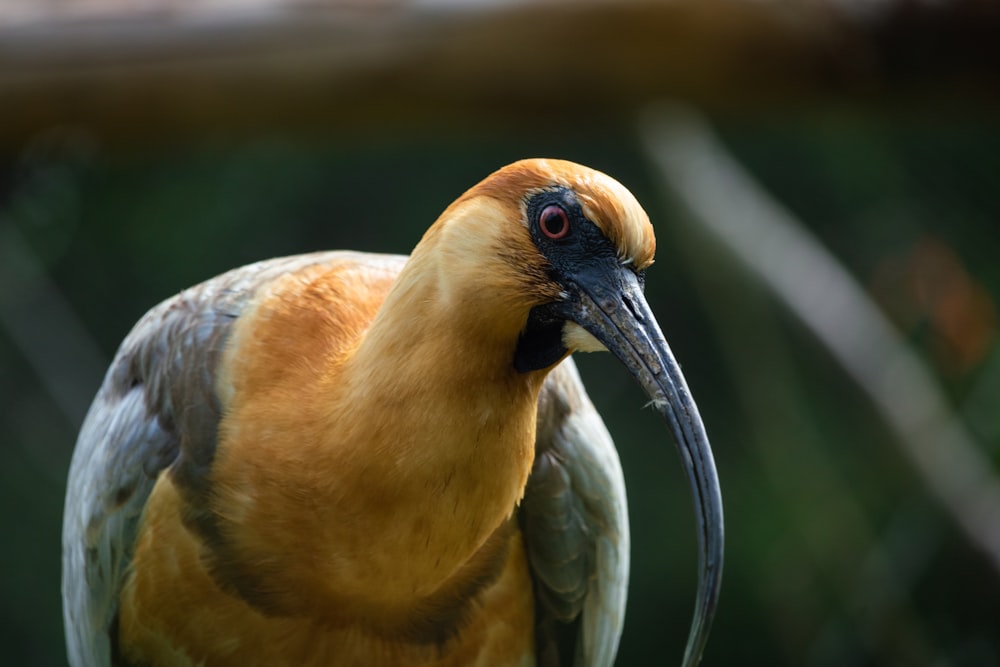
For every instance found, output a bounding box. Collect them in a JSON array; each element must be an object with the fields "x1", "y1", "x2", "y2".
[
  {"x1": 523, "y1": 358, "x2": 630, "y2": 667},
  {"x1": 61, "y1": 251, "x2": 385, "y2": 667},
  {"x1": 62, "y1": 382, "x2": 173, "y2": 667}
]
